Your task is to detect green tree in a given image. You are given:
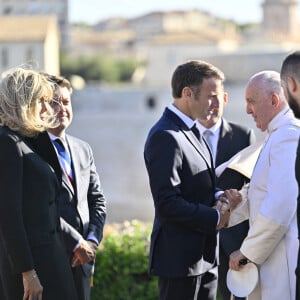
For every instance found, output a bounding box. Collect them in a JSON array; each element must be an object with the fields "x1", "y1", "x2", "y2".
[{"x1": 60, "y1": 52, "x2": 142, "y2": 84}]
